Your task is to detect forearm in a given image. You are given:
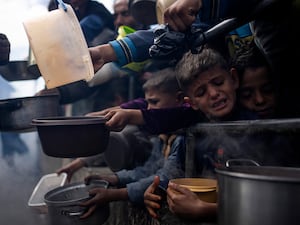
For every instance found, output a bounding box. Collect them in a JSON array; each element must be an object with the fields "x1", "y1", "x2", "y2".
[
  {"x1": 80, "y1": 154, "x2": 103, "y2": 167},
  {"x1": 108, "y1": 30, "x2": 154, "y2": 67},
  {"x1": 140, "y1": 106, "x2": 203, "y2": 134},
  {"x1": 126, "y1": 109, "x2": 145, "y2": 125},
  {"x1": 195, "y1": 201, "x2": 217, "y2": 220},
  {"x1": 91, "y1": 43, "x2": 117, "y2": 63},
  {"x1": 108, "y1": 188, "x2": 129, "y2": 201}
]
